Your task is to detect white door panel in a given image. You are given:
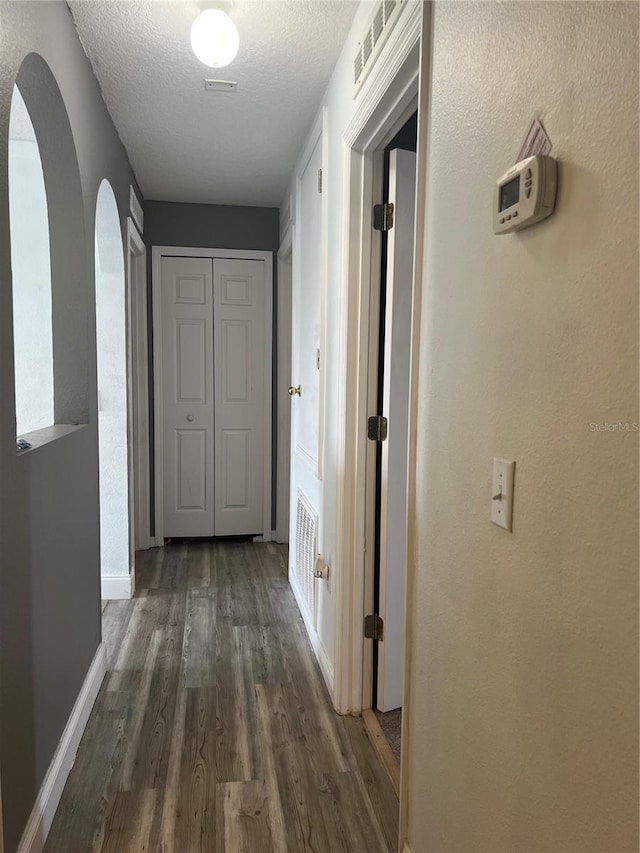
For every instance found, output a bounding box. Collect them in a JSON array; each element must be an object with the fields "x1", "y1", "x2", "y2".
[
  {"x1": 295, "y1": 136, "x2": 322, "y2": 473},
  {"x1": 161, "y1": 256, "x2": 215, "y2": 537},
  {"x1": 289, "y1": 122, "x2": 325, "y2": 627},
  {"x1": 377, "y1": 149, "x2": 416, "y2": 712},
  {"x1": 175, "y1": 429, "x2": 207, "y2": 508},
  {"x1": 214, "y1": 258, "x2": 265, "y2": 535}
]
